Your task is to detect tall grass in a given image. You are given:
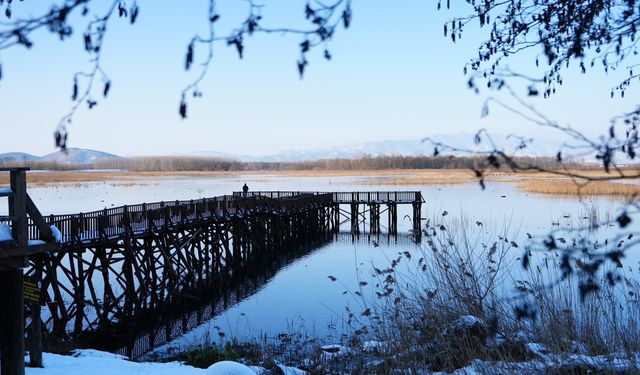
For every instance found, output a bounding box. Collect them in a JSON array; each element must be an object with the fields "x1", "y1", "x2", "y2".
[
  {"x1": 1, "y1": 155, "x2": 575, "y2": 172},
  {"x1": 518, "y1": 179, "x2": 640, "y2": 197},
  {"x1": 341, "y1": 215, "x2": 640, "y2": 372},
  {"x1": 156, "y1": 215, "x2": 640, "y2": 372}
]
